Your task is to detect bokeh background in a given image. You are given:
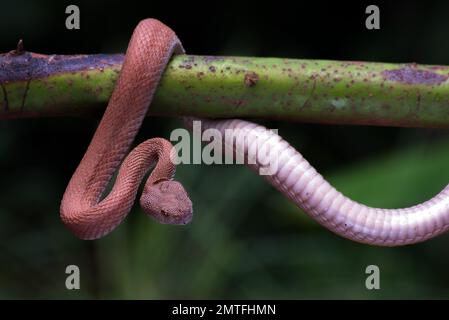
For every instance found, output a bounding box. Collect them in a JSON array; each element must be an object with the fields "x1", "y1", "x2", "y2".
[{"x1": 1, "y1": 0, "x2": 449, "y2": 299}]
